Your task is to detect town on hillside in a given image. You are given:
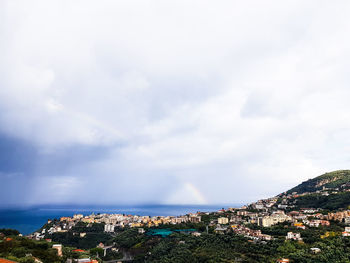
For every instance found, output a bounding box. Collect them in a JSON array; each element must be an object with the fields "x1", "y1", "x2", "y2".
[{"x1": 2, "y1": 171, "x2": 350, "y2": 262}]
